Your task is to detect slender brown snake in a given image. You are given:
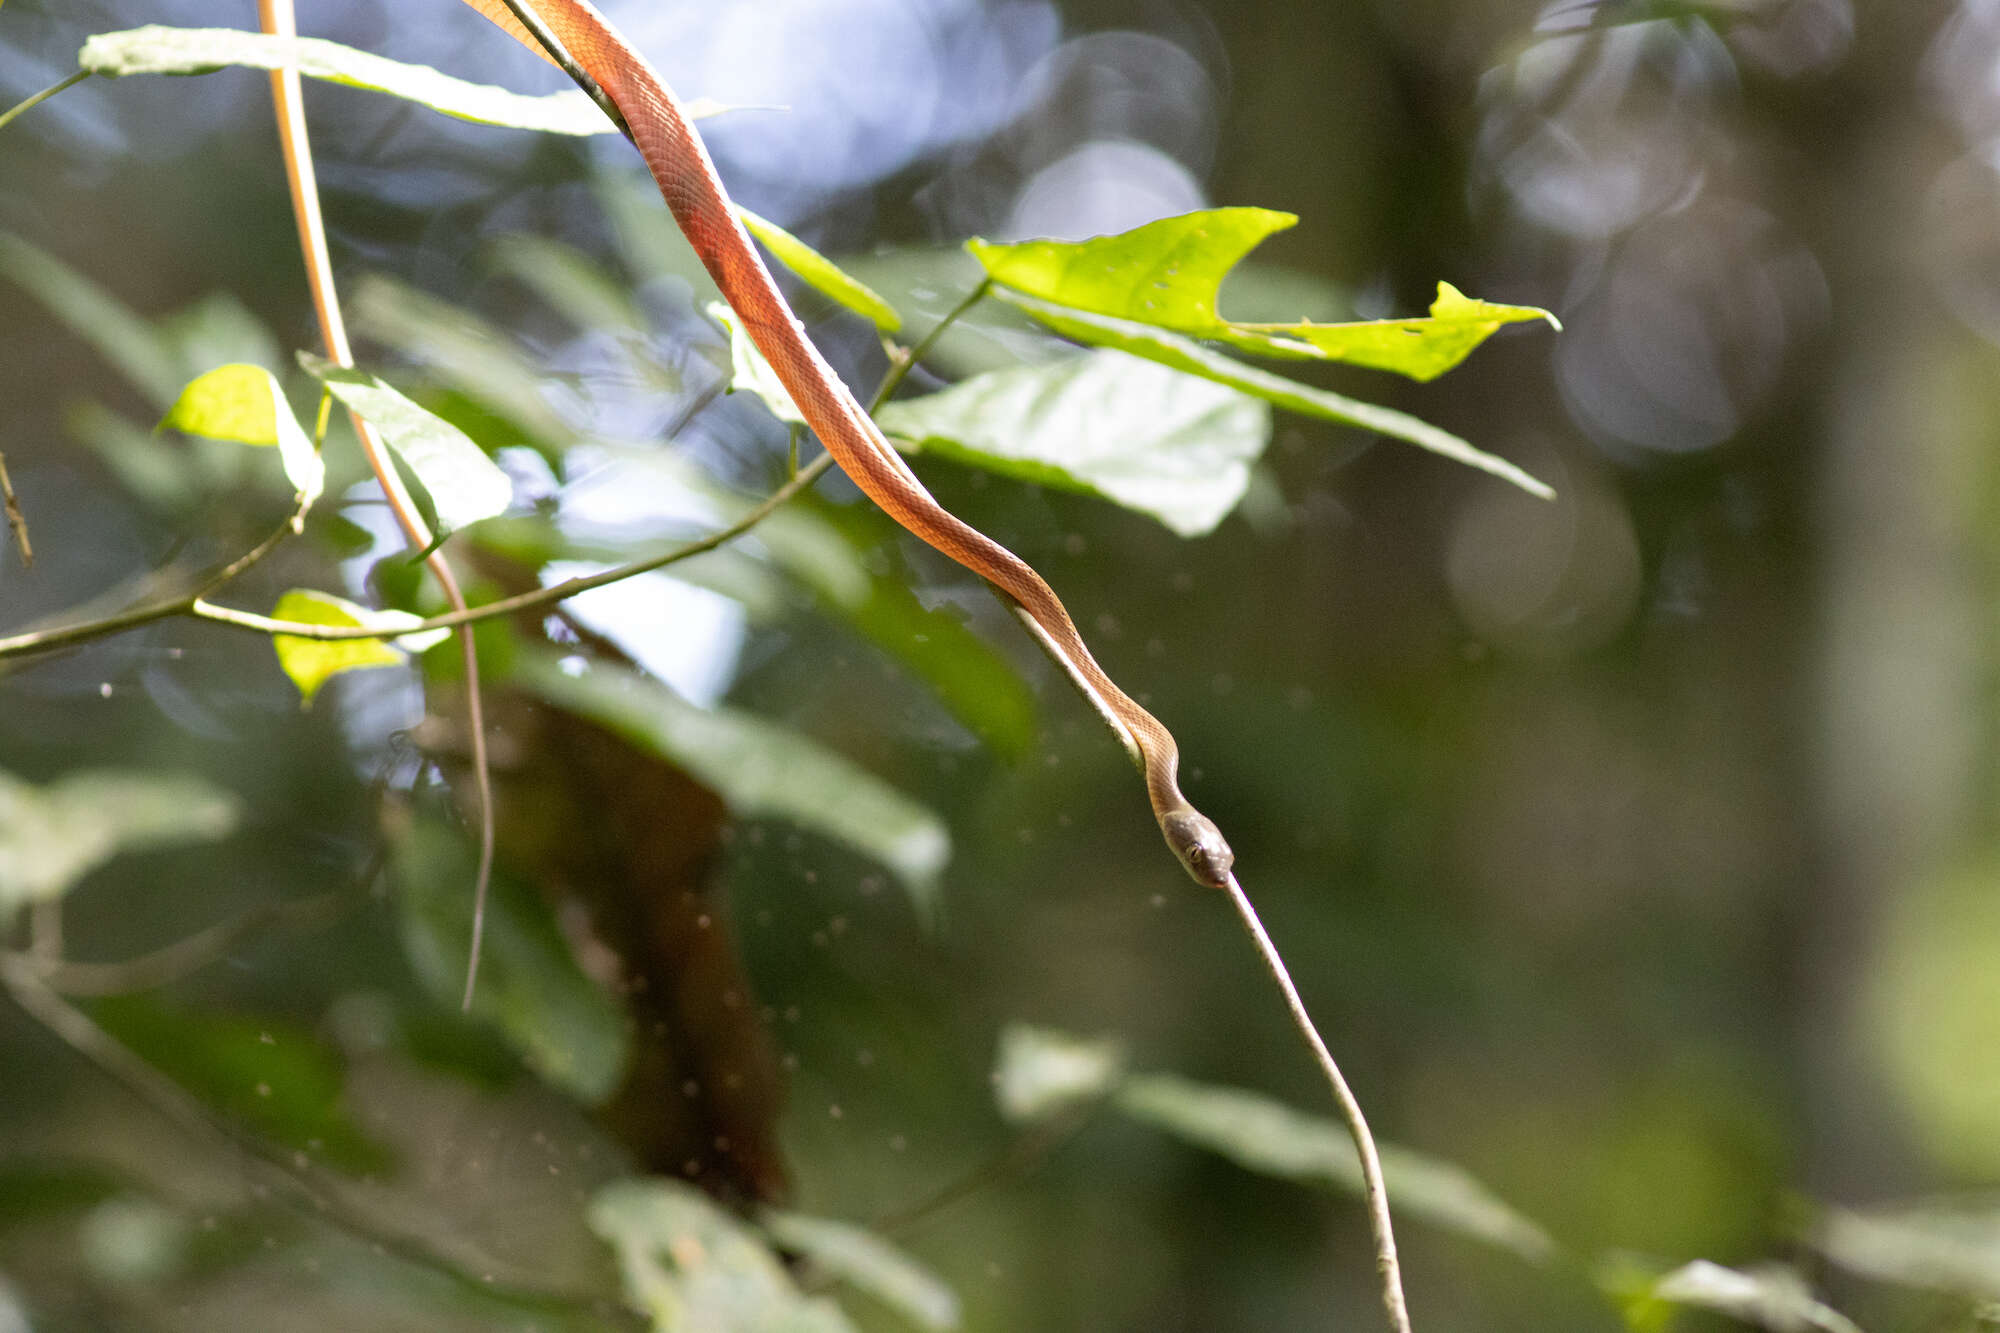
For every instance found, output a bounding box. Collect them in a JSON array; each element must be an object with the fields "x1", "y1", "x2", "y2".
[{"x1": 457, "y1": 0, "x2": 1235, "y2": 889}]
